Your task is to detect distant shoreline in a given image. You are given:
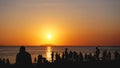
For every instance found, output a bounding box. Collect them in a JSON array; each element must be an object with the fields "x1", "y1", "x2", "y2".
[{"x1": 0, "y1": 45, "x2": 120, "y2": 47}]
